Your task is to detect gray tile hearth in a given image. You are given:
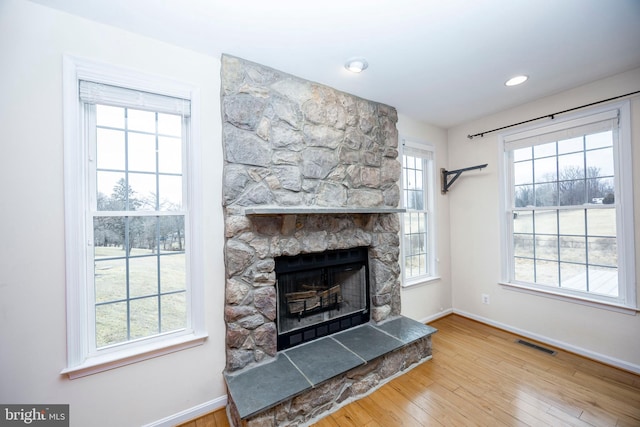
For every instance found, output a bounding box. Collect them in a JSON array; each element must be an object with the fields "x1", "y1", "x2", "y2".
[
  {"x1": 331, "y1": 324, "x2": 403, "y2": 362},
  {"x1": 284, "y1": 336, "x2": 364, "y2": 385},
  {"x1": 376, "y1": 315, "x2": 438, "y2": 344},
  {"x1": 224, "y1": 355, "x2": 310, "y2": 419},
  {"x1": 224, "y1": 316, "x2": 437, "y2": 420}
]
